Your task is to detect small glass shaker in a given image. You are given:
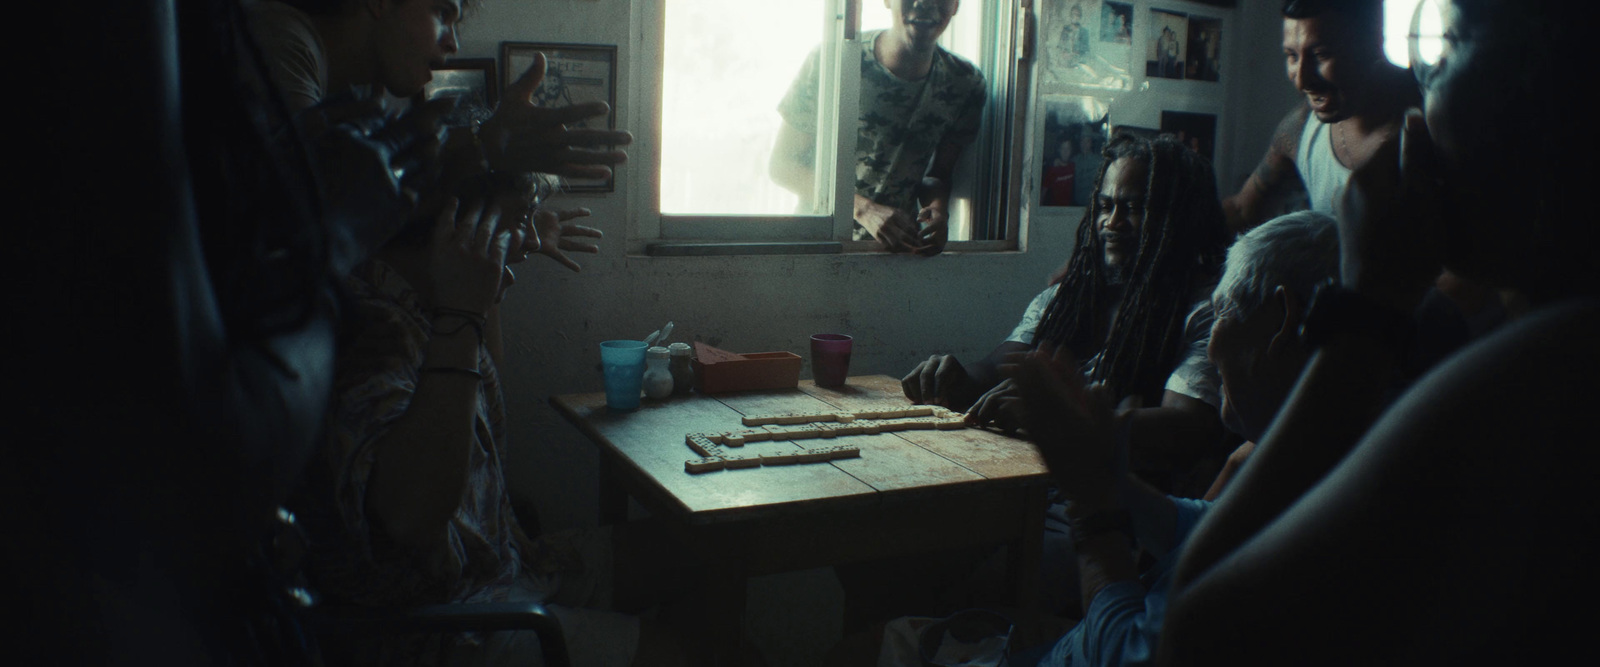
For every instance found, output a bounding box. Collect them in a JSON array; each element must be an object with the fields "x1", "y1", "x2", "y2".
[
  {"x1": 668, "y1": 342, "x2": 694, "y2": 396},
  {"x1": 642, "y1": 346, "x2": 674, "y2": 400}
]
